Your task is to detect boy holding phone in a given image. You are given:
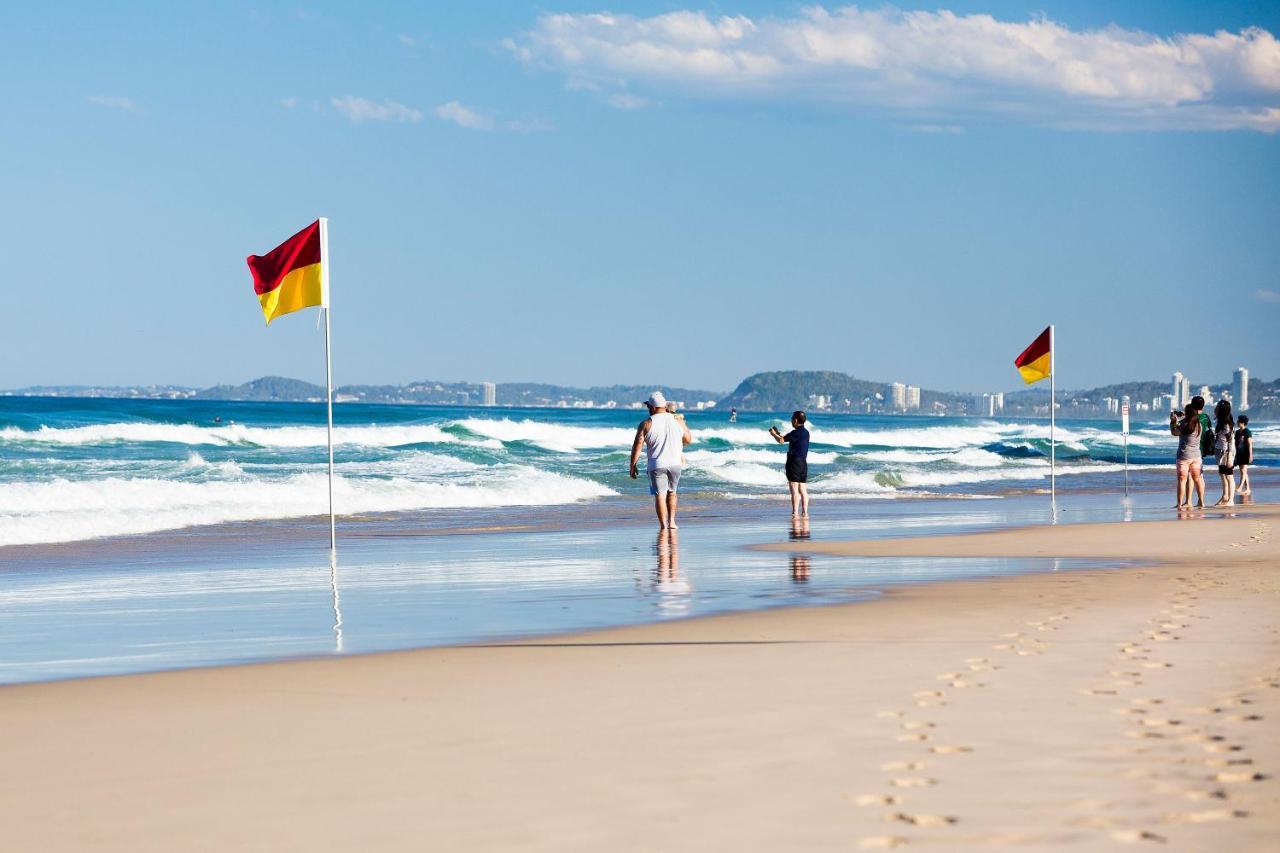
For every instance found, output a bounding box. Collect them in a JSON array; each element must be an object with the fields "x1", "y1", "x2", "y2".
[{"x1": 769, "y1": 411, "x2": 810, "y2": 517}]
